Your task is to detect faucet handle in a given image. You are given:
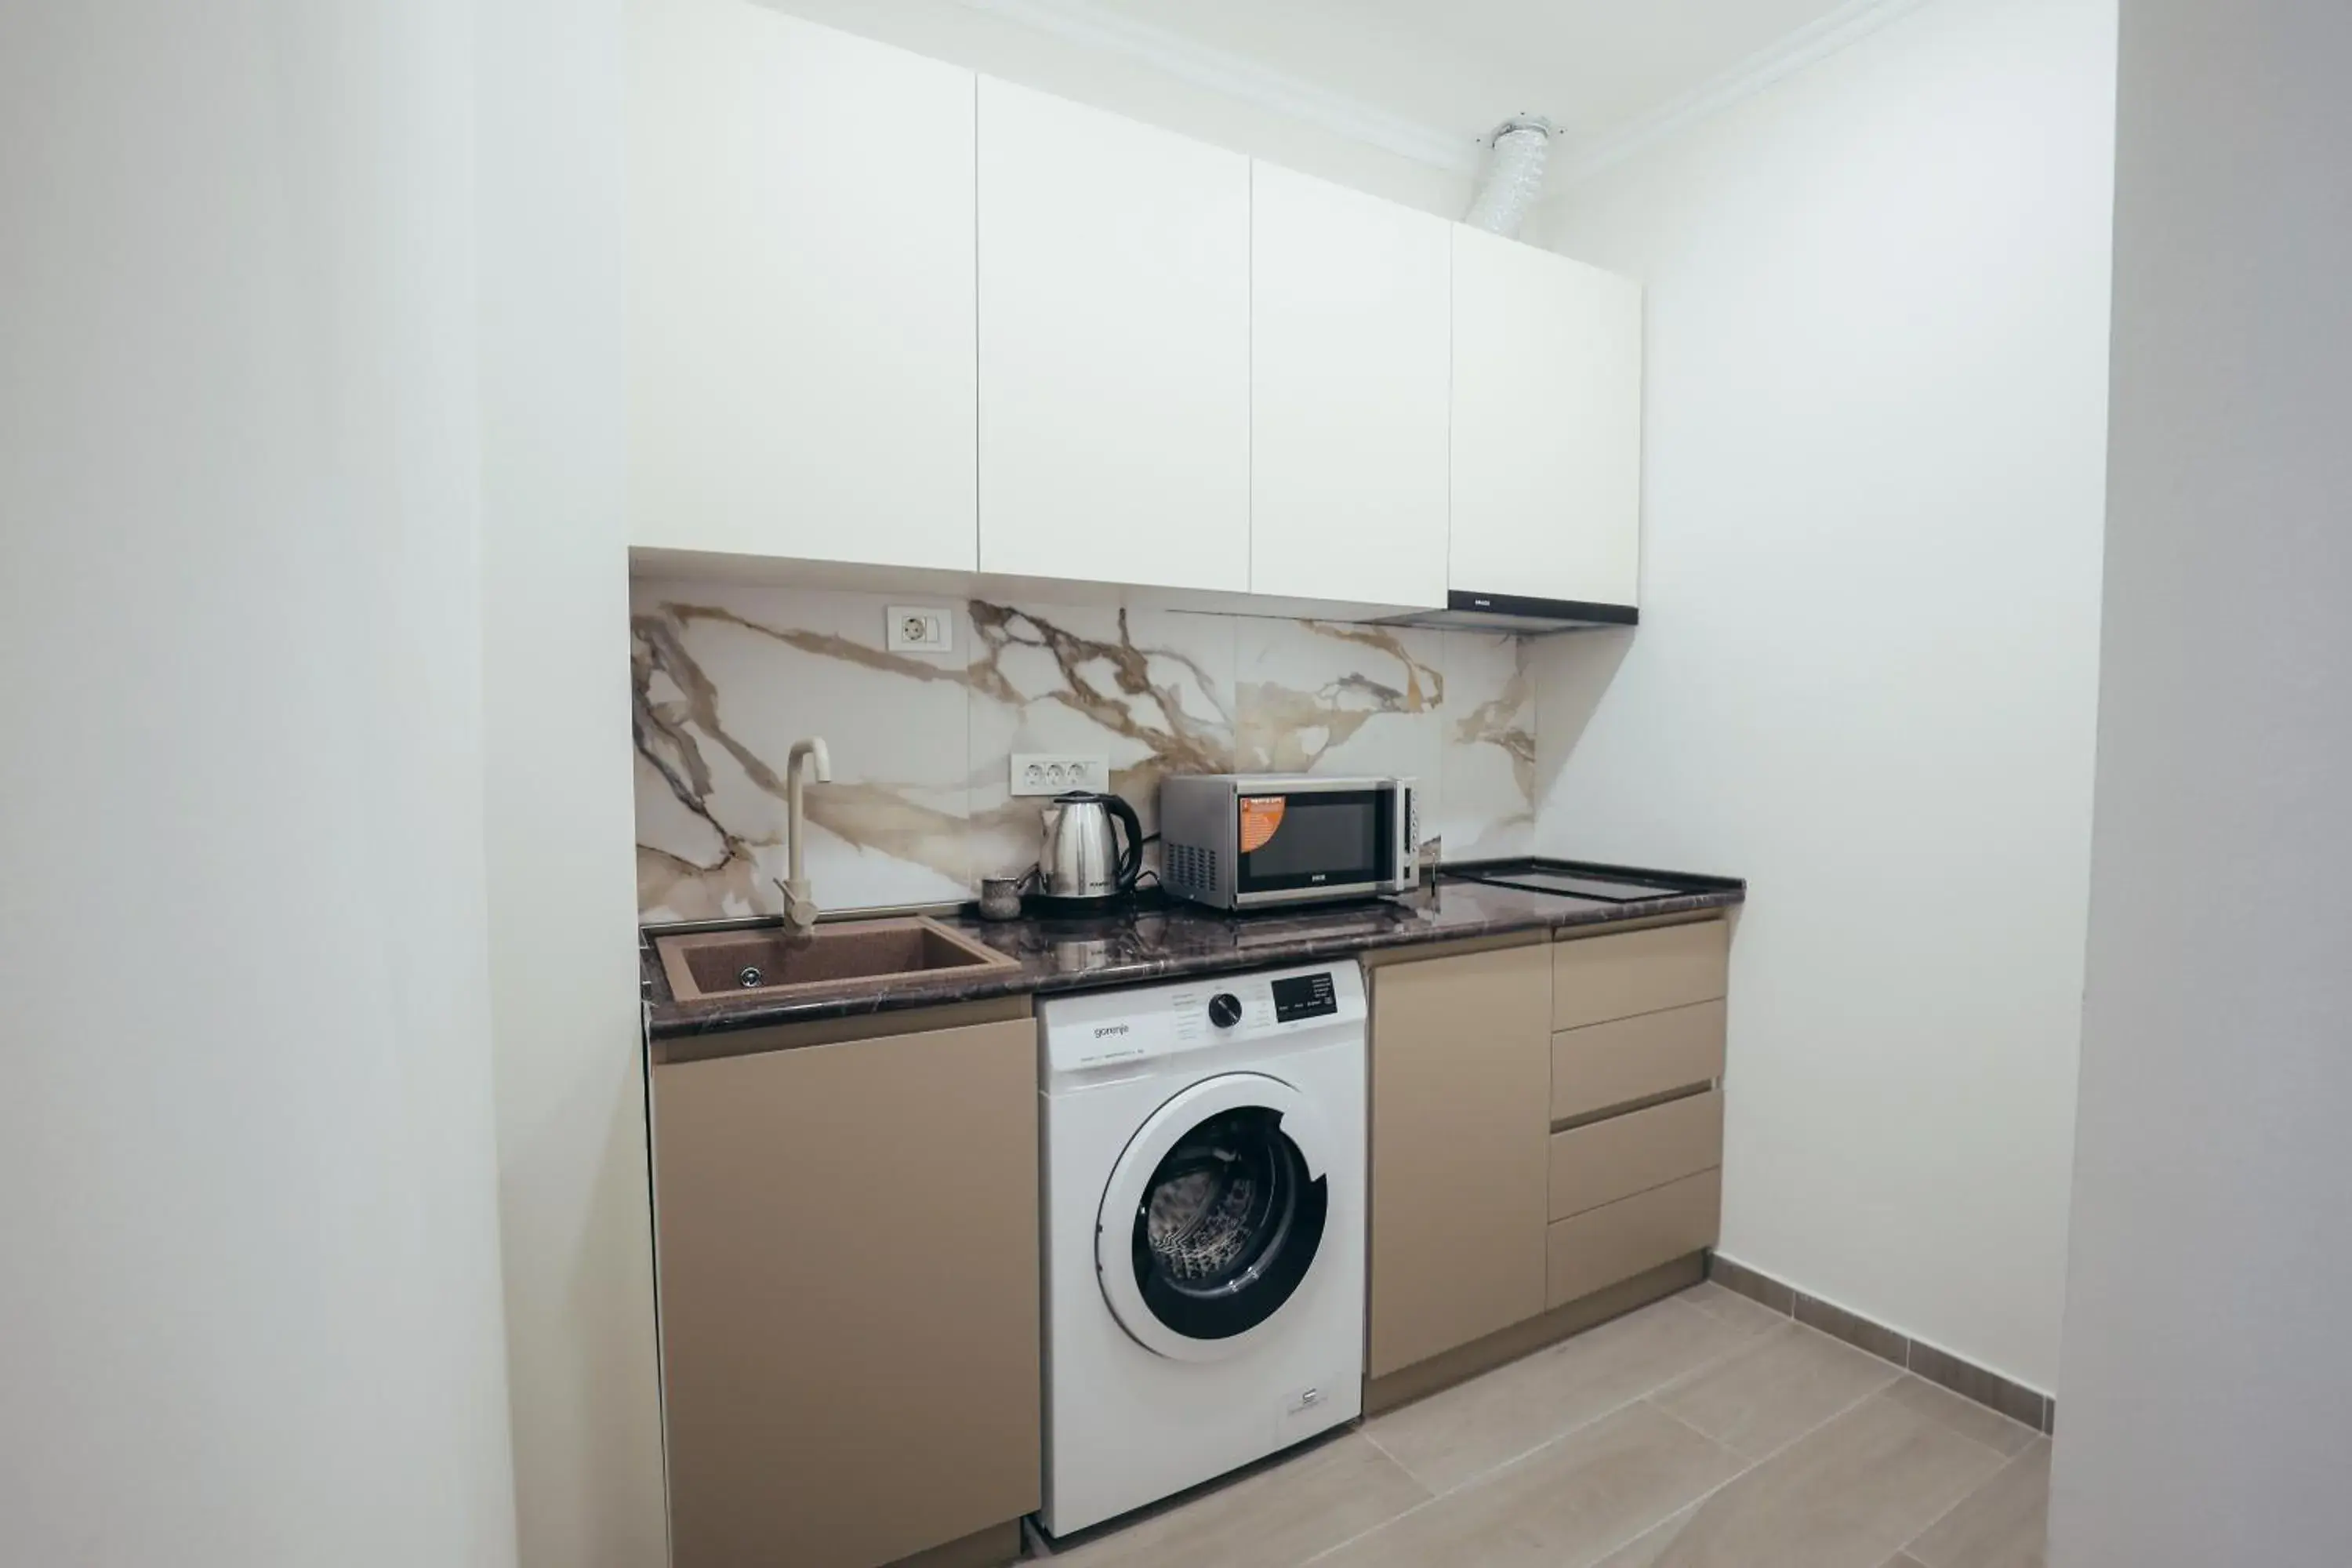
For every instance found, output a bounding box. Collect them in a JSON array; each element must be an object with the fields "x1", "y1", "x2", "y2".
[{"x1": 772, "y1": 875, "x2": 821, "y2": 938}]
